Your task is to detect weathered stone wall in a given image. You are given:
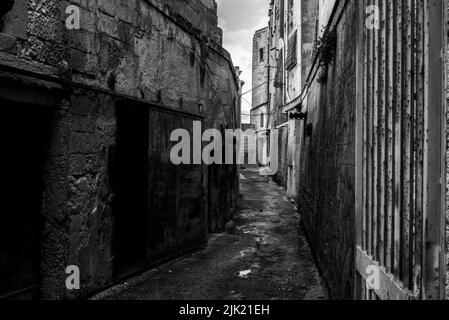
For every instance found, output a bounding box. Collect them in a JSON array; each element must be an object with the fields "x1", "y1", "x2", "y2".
[
  {"x1": 252, "y1": 26, "x2": 269, "y2": 131},
  {"x1": 240, "y1": 123, "x2": 257, "y2": 168},
  {"x1": 0, "y1": 0, "x2": 240, "y2": 299},
  {"x1": 268, "y1": 0, "x2": 316, "y2": 196},
  {"x1": 274, "y1": 125, "x2": 288, "y2": 188},
  {"x1": 300, "y1": 0, "x2": 318, "y2": 88},
  {"x1": 444, "y1": 0, "x2": 449, "y2": 299},
  {"x1": 250, "y1": 106, "x2": 268, "y2": 132},
  {"x1": 298, "y1": 1, "x2": 356, "y2": 299},
  {"x1": 285, "y1": 0, "x2": 301, "y2": 100}
]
